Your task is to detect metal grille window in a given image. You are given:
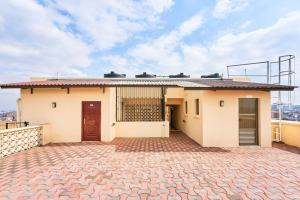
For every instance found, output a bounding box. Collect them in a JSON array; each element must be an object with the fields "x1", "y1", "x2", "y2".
[{"x1": 116, "y1": 87, "x2": 165, "y2": 121}]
